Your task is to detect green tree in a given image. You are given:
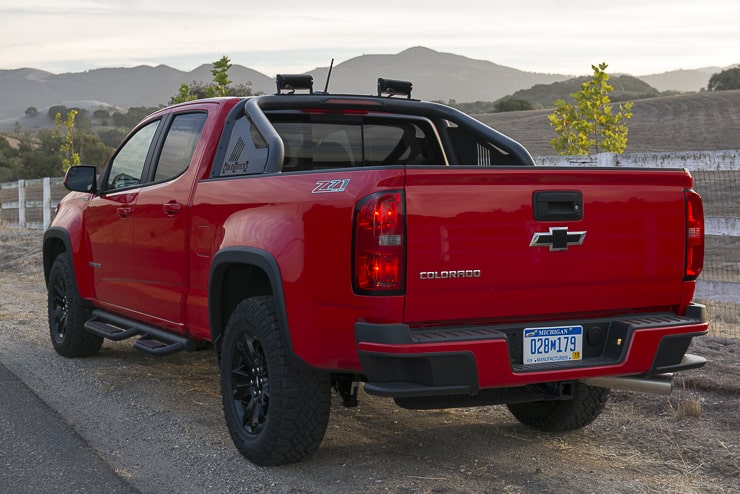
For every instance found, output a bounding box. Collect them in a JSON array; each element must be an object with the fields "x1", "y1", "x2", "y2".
[
  {"x1": 77, "y1": 132, "x2": 114, "y2": 166},
  {"x1": 494, "y1": 98, "x2": 534, "y2": 112},
  {"x1": 54, "y1": 109, "x2": 81, "y2": 171},
  {"x1": 0, "y1": 128, "x2": 114, "y2": 181},
  {"x1": 74, "y1": 109, "x2": 92, "y2": 131},
  {"x1": 707, "y1": 67, "x2": 740, "y2": 91},
  {"x1": 169, "y1": 55, "x2": 258, "y2": 105},
  {"x1": 208, "y1": 55, "x2": 232, "y2": 97},
  {"x1": 0, "y1": 136, "x2": 20, "y2": 181},
  {"x1": 228, "y1": 82, "x2": 256, "y2": 97},
  {"x1": 19, "y1": 130, "x2": 60, "y2": 178},
  {"x1": 93, "y1": 109, "x2": 110, "y2": 119},
  {"x1": 112, "y1": 106, "x2": 161, "y2": 130},
  {"x1": 171, "y1": 82, "x2": 198, "y2": 104},
  {"x1": 548, "y1": 62, "x2": 633, "y2": 155},
  {"x1": 97, "y1": 128, "x2": 129, "y2": 148},
  {"x1": 48, "y1": 105, "x2": 68, "y2": 119}
]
